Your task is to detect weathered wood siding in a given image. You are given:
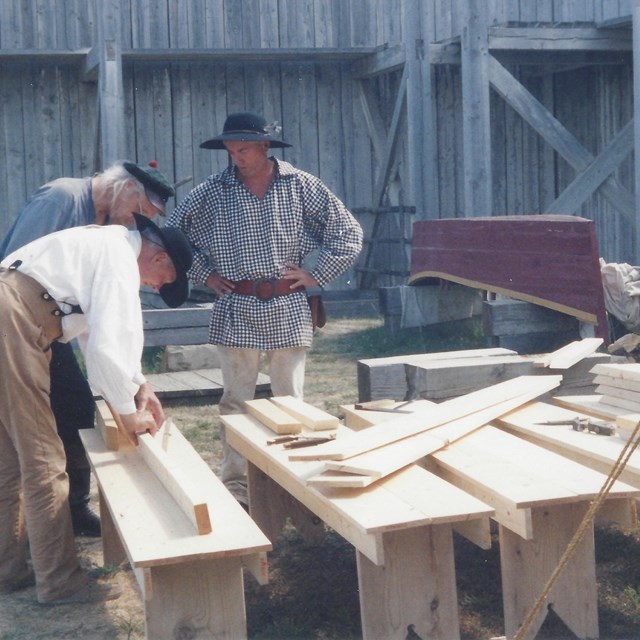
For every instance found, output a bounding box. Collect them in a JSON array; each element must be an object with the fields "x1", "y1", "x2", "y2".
[{"x1": 0, "y1": 0, "x2": 636, "y2": 287}]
